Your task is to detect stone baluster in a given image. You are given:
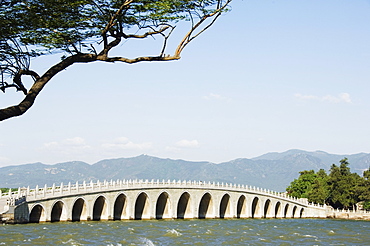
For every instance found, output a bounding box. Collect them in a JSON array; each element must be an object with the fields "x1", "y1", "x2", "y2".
[
  {"x1": 68, "y1": 182, "x2": 71, "y2": 193},
  {"x1": 76, "y1": 181, "x2": 79, "y2": 193},
  {"x1": 83, "y1": 181, "x2": 86, "y2": 191},
  {"x1": 43, "y1": 184, "x2": 46, "y2": 197},
  {"x1": 60, "y1": 183, "x2": 63, "y2": 195},
  {"x1": 52, "y1": 183, "x2": 55, "y2": 195},
  {"x1": 90, "y1": 180, "x2": 94, "y2": 191}
]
